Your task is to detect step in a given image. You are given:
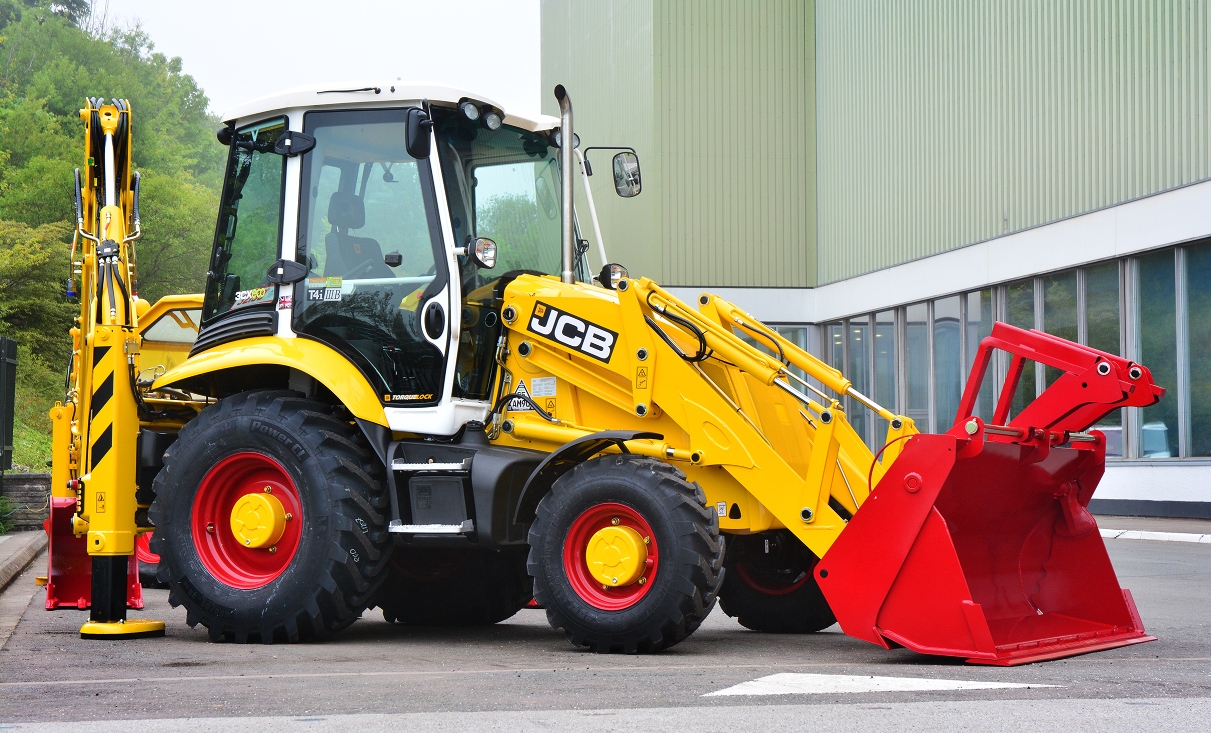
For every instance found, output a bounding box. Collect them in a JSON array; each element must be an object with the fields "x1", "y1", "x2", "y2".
[
  {"x1": 387, "y1": 520, "x2": 475, "y2": 534},
  {"x1": 391, "y1": 459, "x2": 471, "y2": 472}
]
